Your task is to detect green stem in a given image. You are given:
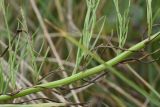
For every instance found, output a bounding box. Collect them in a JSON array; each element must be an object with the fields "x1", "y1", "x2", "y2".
[{"x1": 0, "y1": 32, "x2": 160, "y2": 101}]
